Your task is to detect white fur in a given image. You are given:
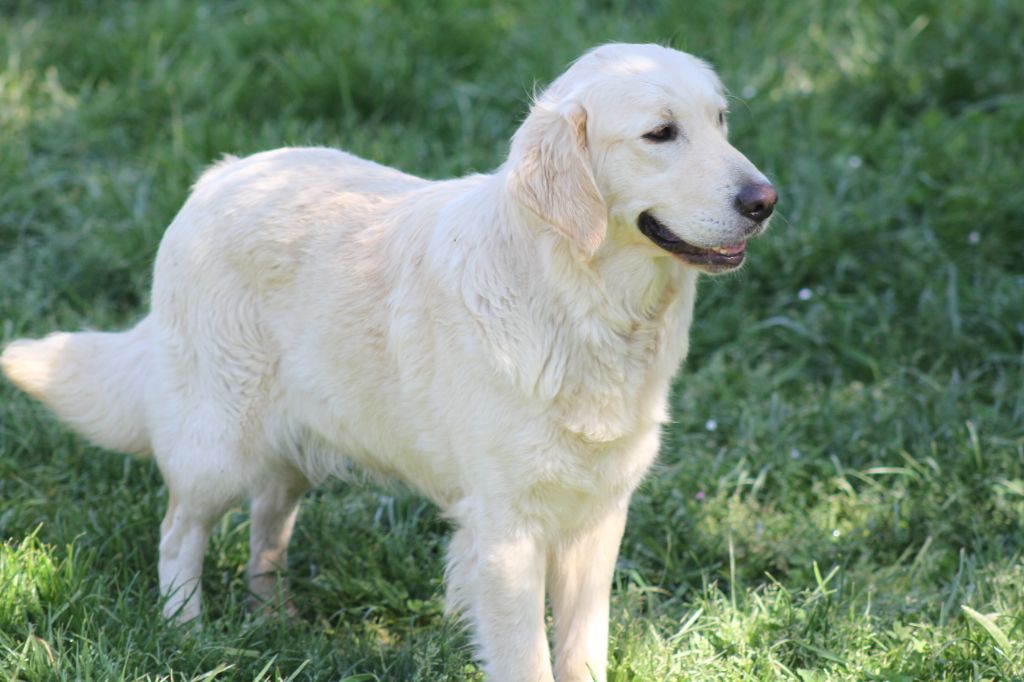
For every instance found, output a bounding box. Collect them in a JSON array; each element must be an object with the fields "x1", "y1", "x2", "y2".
[{"x1": 1, "y1": 44, "x2": 772, "y2": 682}]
